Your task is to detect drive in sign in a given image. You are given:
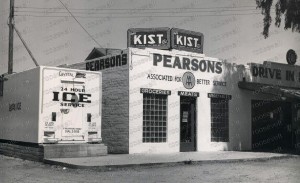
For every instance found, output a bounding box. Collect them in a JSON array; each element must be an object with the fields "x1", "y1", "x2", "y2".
[
  {"x1": 171, "y1": 28, "x2": 204, "y2": 53},
  {"x1": 127, "y1": 28, "x2": 170, "y2": 49}
]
